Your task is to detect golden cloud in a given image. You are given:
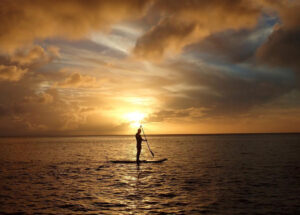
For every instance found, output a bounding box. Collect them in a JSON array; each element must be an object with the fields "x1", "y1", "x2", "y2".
[
  {"x1": 0, "y1": 65, "x2": 27, "y2": 81},
  {"x1": 11, "y1": 46, "x2": 59, "y2": 66},
  {"x1": 0, "y1": 0, "x2": 151, "y2": 52},
  {"x1": 0, "y1": 45, "x2": 59, "y2": 82},
  {"x1": 23, "y1": 92, "x2": 54, "y2": 104},
  {"x1": 55, "y1": 72, "x2": 97, "y2": 88}
]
